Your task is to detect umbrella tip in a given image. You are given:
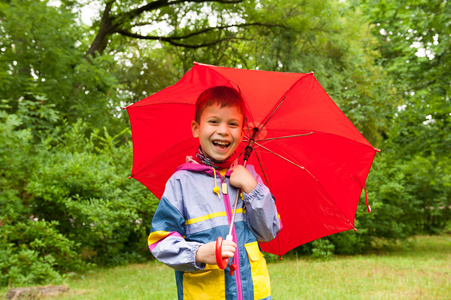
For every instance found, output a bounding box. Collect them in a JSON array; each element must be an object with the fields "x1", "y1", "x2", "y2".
[{"x1": 375, "y1": 148, "x2": 381, "y2": 152}]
